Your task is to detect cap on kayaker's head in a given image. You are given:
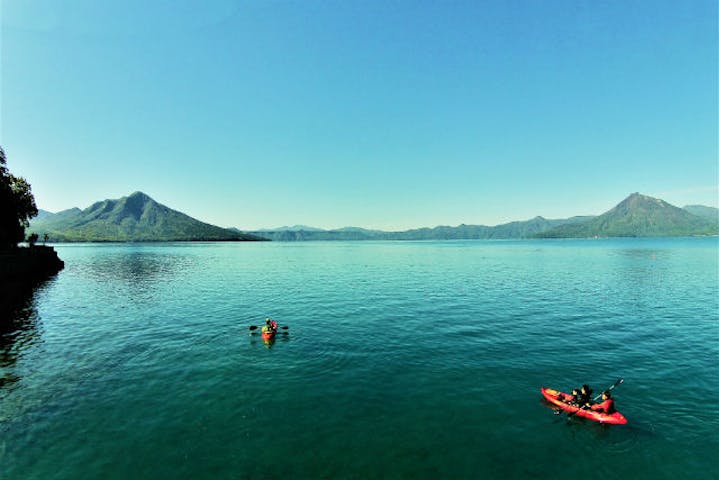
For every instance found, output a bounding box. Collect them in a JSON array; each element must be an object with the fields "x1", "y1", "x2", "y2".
[
  {"x1": 581, "y1": 384, "x2": 590, "y2": 393},
  {"x1": 266, "y1": 317, "x2": 271, "y2": 325}
]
